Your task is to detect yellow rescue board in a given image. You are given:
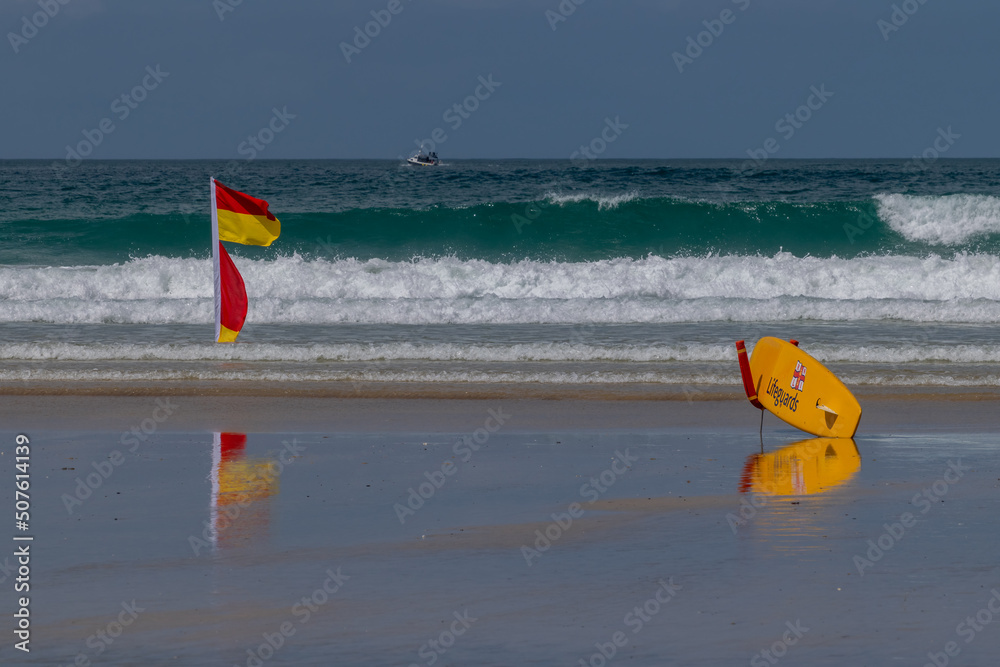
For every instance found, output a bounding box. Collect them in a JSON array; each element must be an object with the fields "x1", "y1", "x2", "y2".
[
  {"x1": 740, "y1": 438, "x2": 861, "y2": 496},
  {"x1": 748, "y1": 337, "x2": 862, "y2": 438}
]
